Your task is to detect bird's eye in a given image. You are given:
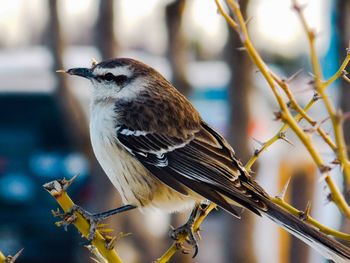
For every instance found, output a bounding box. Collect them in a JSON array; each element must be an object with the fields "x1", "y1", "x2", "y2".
[
  {"x1": 98, "y1": 73, "x2": 128, "y2": 85},
  {"x1": 103, "y1": 73, "x2": 115, "y2": 81}
]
